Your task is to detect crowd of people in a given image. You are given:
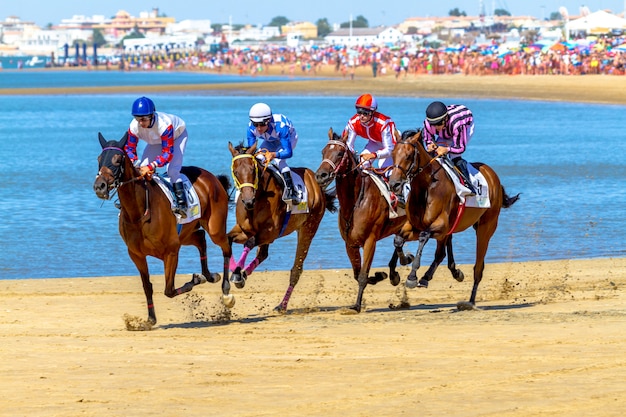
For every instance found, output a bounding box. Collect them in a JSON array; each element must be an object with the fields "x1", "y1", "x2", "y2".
[{"x1": 109, "y1": 34, "x2": 626, "y2": 77}]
